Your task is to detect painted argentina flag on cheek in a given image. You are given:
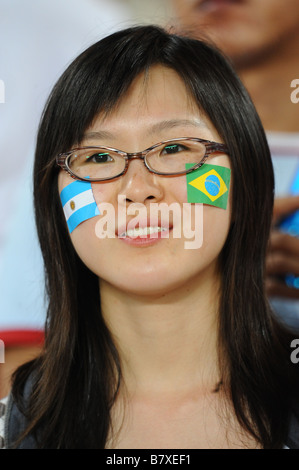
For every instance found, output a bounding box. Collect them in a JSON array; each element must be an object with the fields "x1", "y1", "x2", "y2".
[{"x1": 60, "y1": 180, "x2": 100, "y2": 233}]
